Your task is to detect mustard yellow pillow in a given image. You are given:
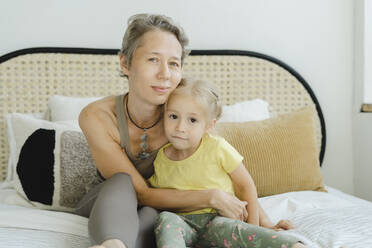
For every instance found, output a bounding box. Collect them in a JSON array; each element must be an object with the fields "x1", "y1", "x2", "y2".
[{"x1": 215, "y1": 106, "x2": 326, "y2": 197}]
